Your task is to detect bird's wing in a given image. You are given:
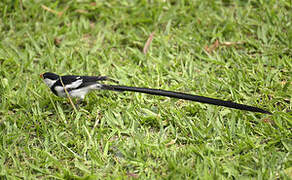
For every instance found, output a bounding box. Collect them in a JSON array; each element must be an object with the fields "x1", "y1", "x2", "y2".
[
  {"x1": 53, "y1": 75, "x2": 118, "y2": 90},
  {"x1": 76, "y1": 75, "x2": 118, "y2": 88},
  {"x1": 82, "y1": 76, "x2": 119, "y2": 84},
  {"x1": 51, "y1": 76, "x2": 83, "y2": 93}
]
